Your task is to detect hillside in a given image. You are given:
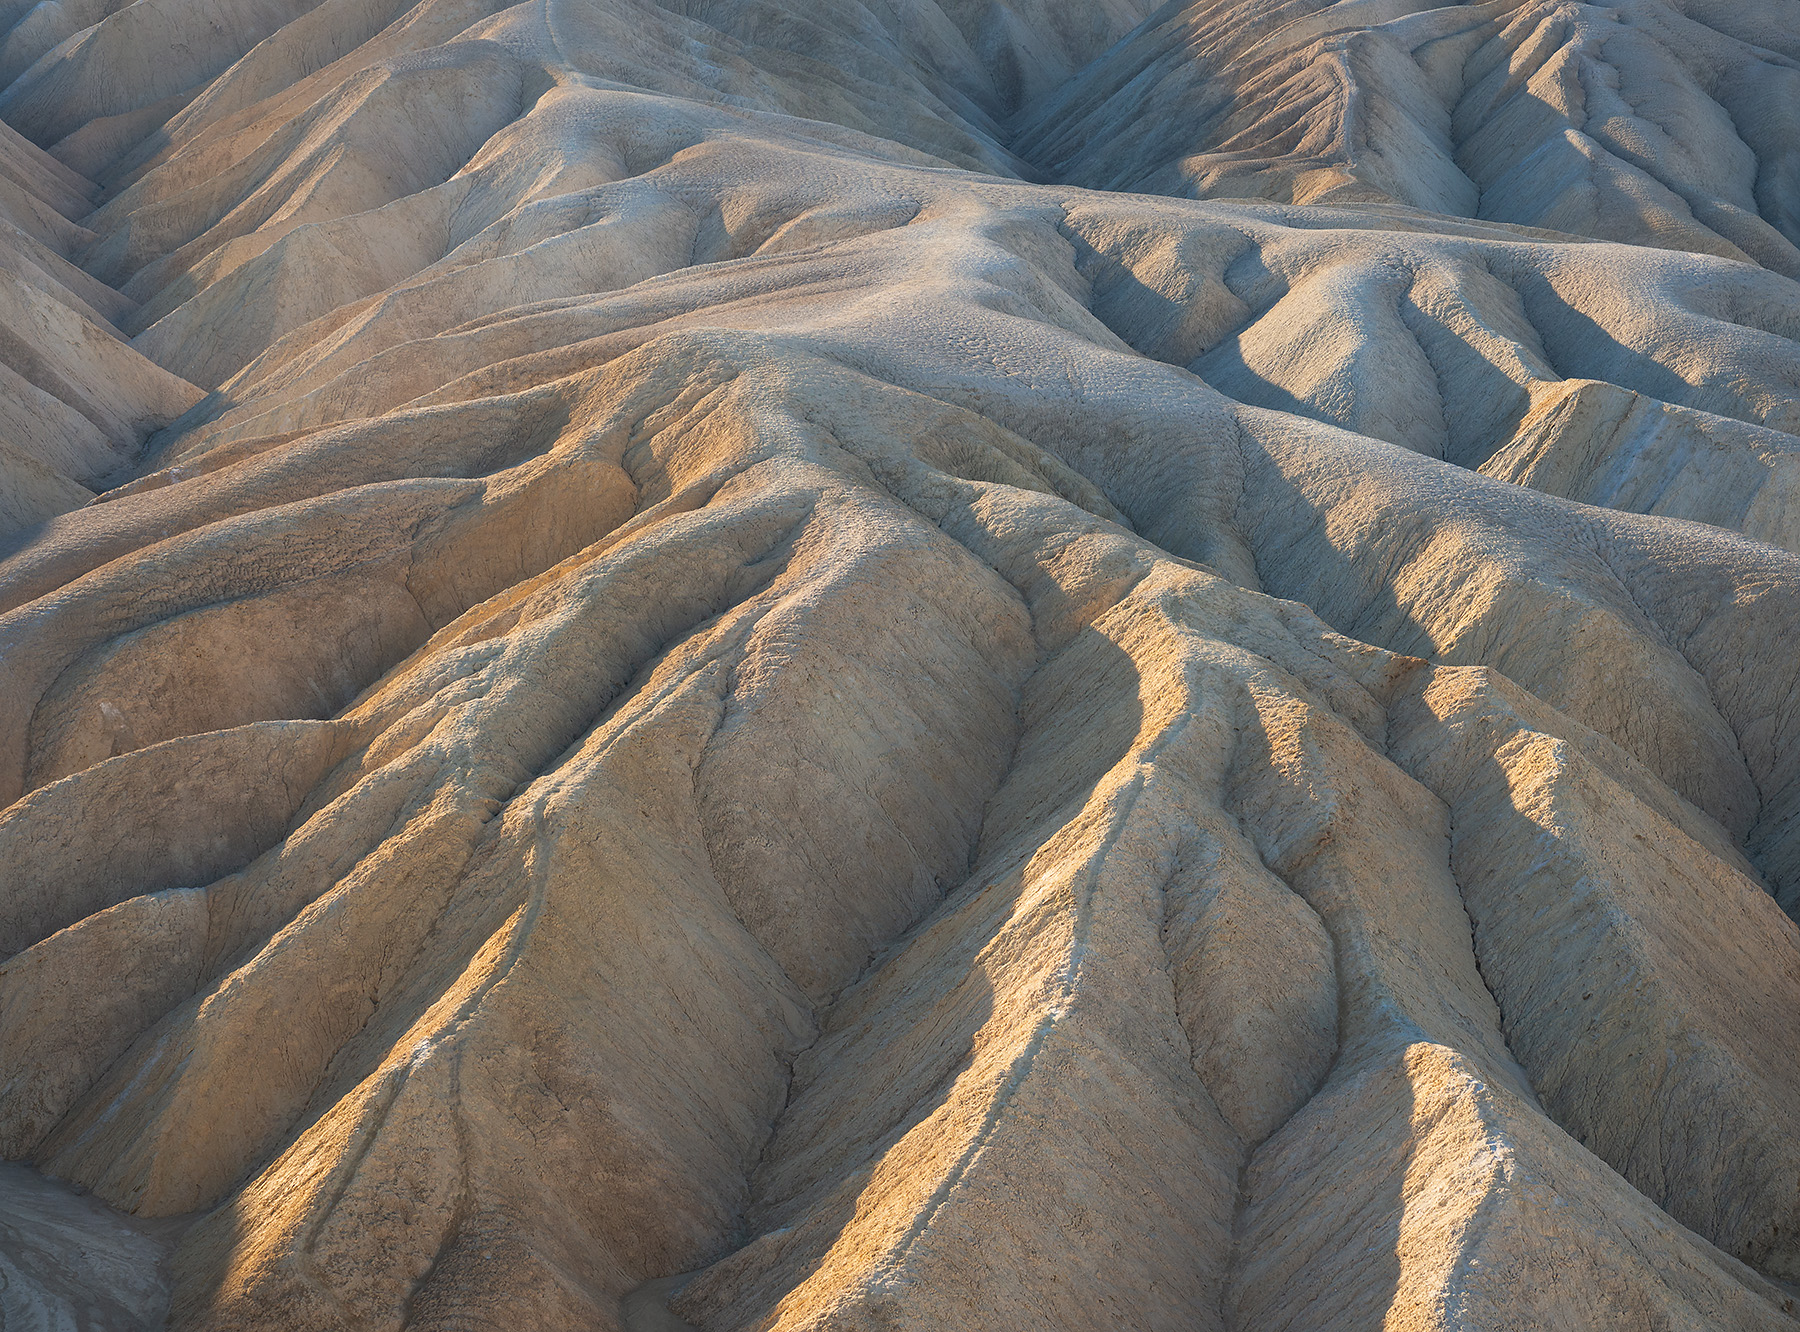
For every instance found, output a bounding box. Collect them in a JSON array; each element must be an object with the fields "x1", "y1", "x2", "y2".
[{"x1": 4, "y1": 2, "x2": 1800, "y2": 1329}]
